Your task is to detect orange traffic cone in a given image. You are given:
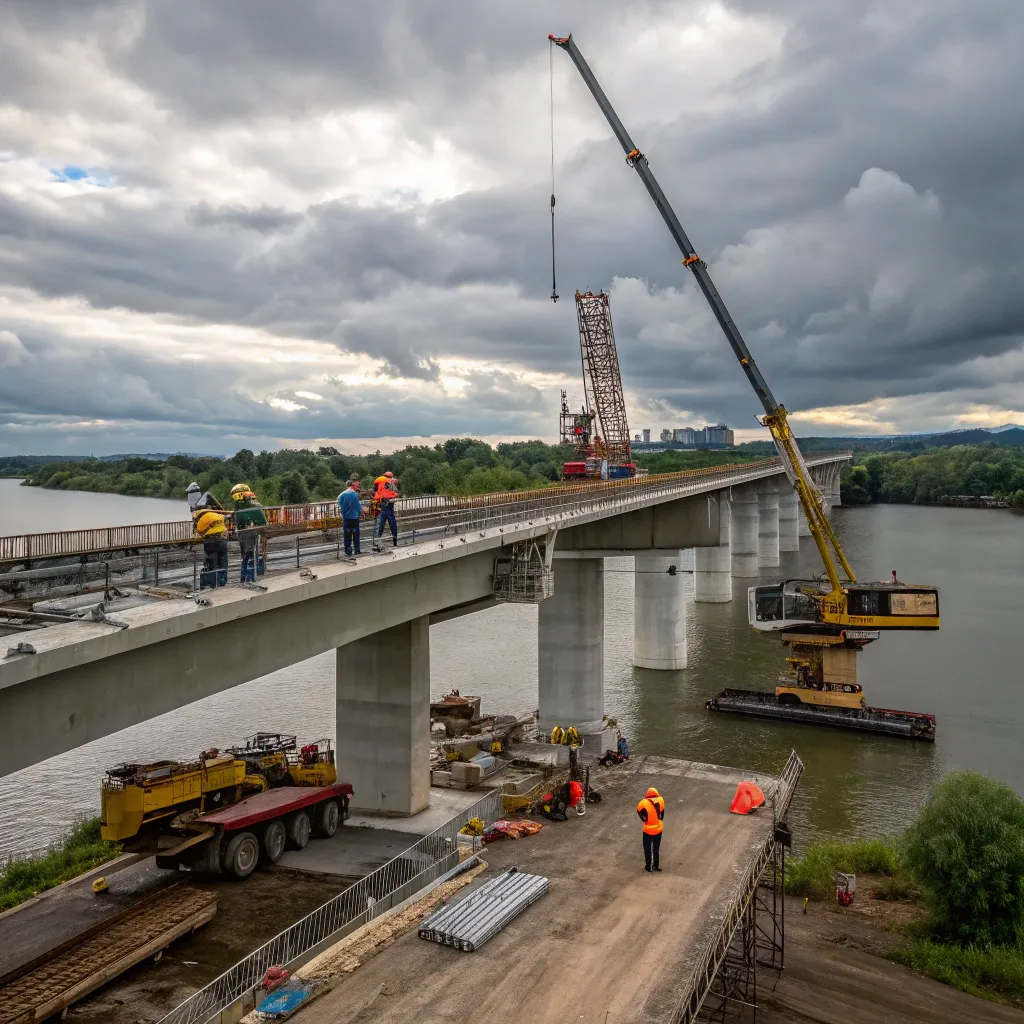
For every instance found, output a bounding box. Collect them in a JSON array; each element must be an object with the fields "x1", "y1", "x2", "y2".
[{"x1": 729, "y1": 781, "x2": 766, "y2": 815}]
